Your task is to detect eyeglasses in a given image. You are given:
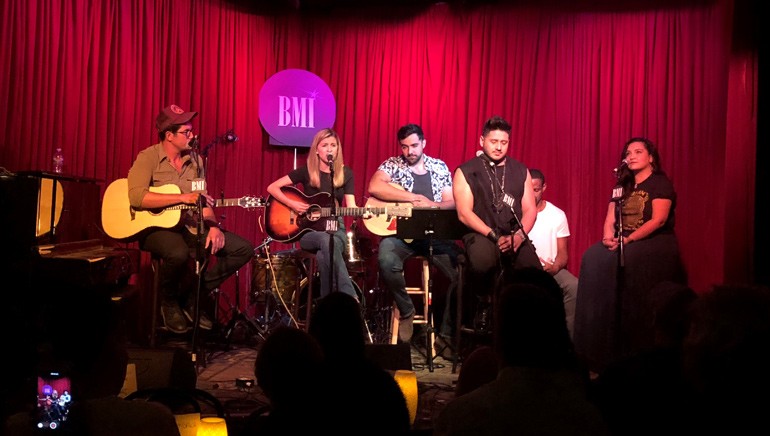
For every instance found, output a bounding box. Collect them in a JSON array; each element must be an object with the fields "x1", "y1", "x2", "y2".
[{"x1": 176, "y1": 129, "x2": 193, "y2": 137}]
